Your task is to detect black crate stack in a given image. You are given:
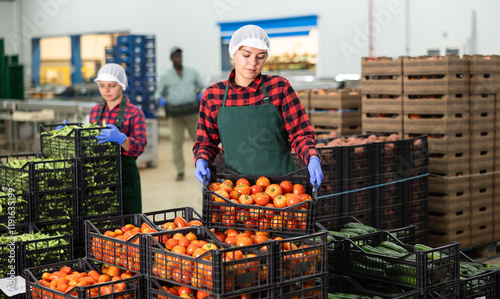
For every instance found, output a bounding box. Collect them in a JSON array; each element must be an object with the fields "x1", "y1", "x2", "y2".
[
  {"x1": 106, "y1": 34, "x2": 157, "y2": 119},
  {"x1": 39, "y1": 124, "x2": 123, "y2": 258}
]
